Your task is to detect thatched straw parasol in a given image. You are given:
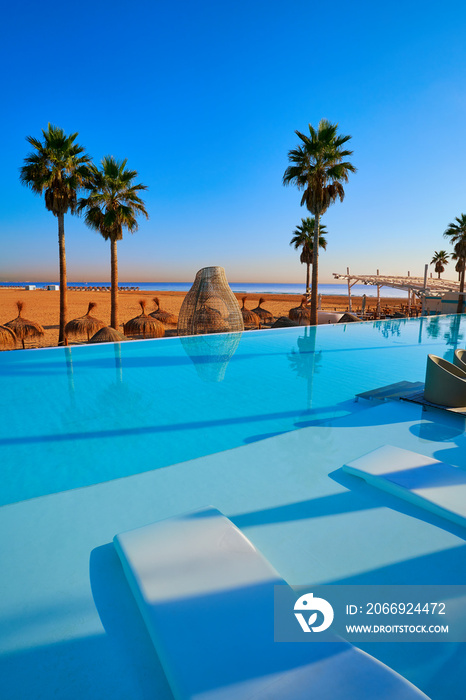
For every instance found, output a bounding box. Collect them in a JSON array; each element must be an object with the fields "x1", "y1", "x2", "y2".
[
  {"x1": 252, "y1": 297, "x2": 274, "y2": 324},
  {"x1": 65, "y1": 302, "x2": 105, "y2": 342},
  {"x1": 123, "y1": 300, "x2": 165, "y2": 339},
  {"x1": 150, "y1": 297, "x2": 178, "y2": 326},
  {"x1": 4, "y1": 301, "x2": 44, "y2": 349},
  {"x1": 271, "y1": 316, "x2": 299, "y2": 328},
  {"x1": 240, "y1": 296, "x2": 261, "y2": 330},
  {"x1": 0, "y1": 324, "x2": 16, "y2": 349},
  {"x1": 89, "y1": 326, "x2": 128, "y2": 343},
  {"x1": 289, "y1": 296, "x2": 311, "y2": 325}
]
